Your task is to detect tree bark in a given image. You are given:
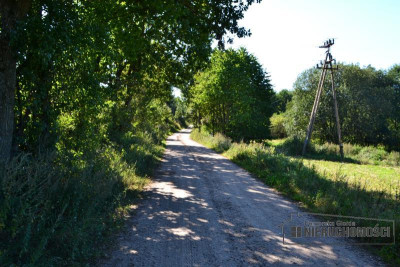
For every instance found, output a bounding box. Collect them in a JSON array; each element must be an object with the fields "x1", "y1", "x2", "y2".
[
  {"x1": 0, "y1": 0, "x2": 31, "y2": 164},
  {"x1": 0, "y1": 8, "x2": 16, "y2": 164}
]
